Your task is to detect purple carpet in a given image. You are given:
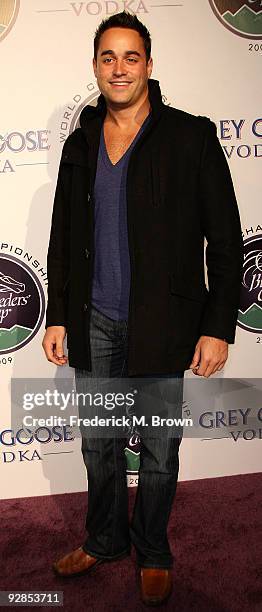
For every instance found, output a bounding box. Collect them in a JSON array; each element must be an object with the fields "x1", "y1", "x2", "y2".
[{"x1": 1, "y1": 473, "x2": 261, "y2": 611}]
